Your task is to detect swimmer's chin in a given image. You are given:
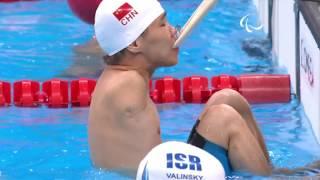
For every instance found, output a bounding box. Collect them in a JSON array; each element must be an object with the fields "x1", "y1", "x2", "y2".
[
  {"x1": 158, "y1": 48, "x2": 179, "y2": 67},
  {"x1": 162, "y1": 59, "x2": 178, "y2": 67},
  {"x1": 167, "y1": 48, "x2": 179, "y2": 66}
]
